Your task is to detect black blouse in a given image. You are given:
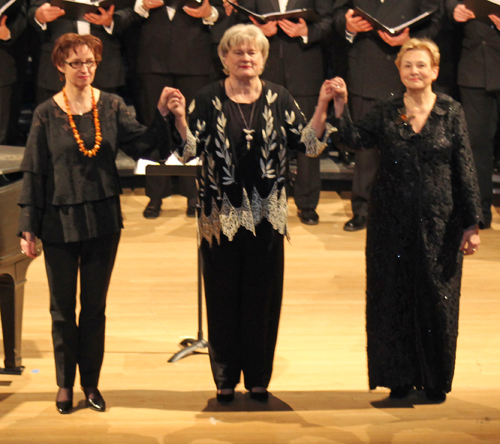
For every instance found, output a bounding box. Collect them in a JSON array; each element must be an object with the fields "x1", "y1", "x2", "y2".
[{"x1": 18, "y1": 92, "x2": 169, "y2": 243}]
